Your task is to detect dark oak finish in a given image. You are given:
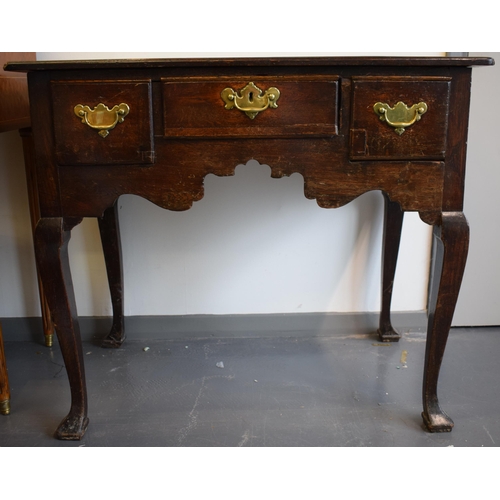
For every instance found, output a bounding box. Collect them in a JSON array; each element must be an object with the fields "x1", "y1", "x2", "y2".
[
  {"x1": 423, "y1": 212, "x2": 470, "y2": 431},
  {"x1": 162, "y1": 76, "x2": 339, "y2": 138},
  {"x1": 350, "y1": 77, "x2": 450, "y2": 160},
  {"x1": 33, "y1": 217, "x2": 88, "y2": 439},
  {"x1": 5, "y1": 56, "x2": 493, "y2": 440},
  {"x1": 52, "y1": 80, "x2": 154, "y2": 166},
  {"x1": 98, "y1": 203, "x2": 126, "y2": 348},
  {"x1": 378, "y1": 193, "x2": 404, "y2": 342}
]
